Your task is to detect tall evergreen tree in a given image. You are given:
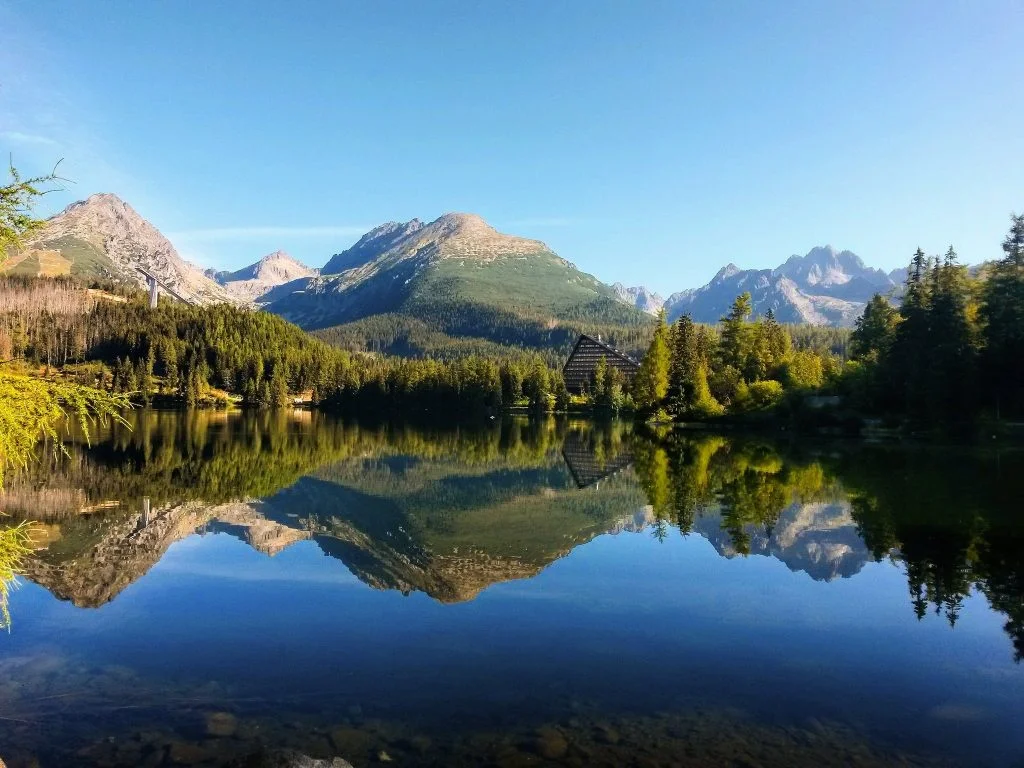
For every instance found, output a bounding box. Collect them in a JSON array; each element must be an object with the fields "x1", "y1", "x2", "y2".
[
  {"x1": 668, "y1": 314, "x2": 699, "y2": 416},
  {"x1": 634, "y1": 309, "x2": 670, "y2": 412},
  {"x1": 891, "y1": 249, "x2": 933, "y2": 419},
  {"x1": 851, "y1": 294, "x2": 899, "y2": 362},
  {"x1": 981, "y1": 213, "x2": 1024, "y2": 417},
  {"x1": 719, "y1": 292, "x2": 753, "y2": 372},
  {"x1": 927, "y1": 246, "x2": 976, "y2": 421}
]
